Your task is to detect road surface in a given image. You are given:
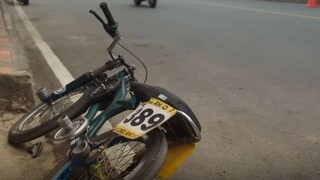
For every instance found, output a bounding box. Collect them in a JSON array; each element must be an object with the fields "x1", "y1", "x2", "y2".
[{"x1": 3, "y1": 0, "x2": 320, "y2": 179}]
